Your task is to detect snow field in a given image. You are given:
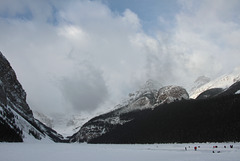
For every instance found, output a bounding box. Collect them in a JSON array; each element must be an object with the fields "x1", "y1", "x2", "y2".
[{"x1": 0, "y1": 142, "x2": 239, "y2": 161}]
